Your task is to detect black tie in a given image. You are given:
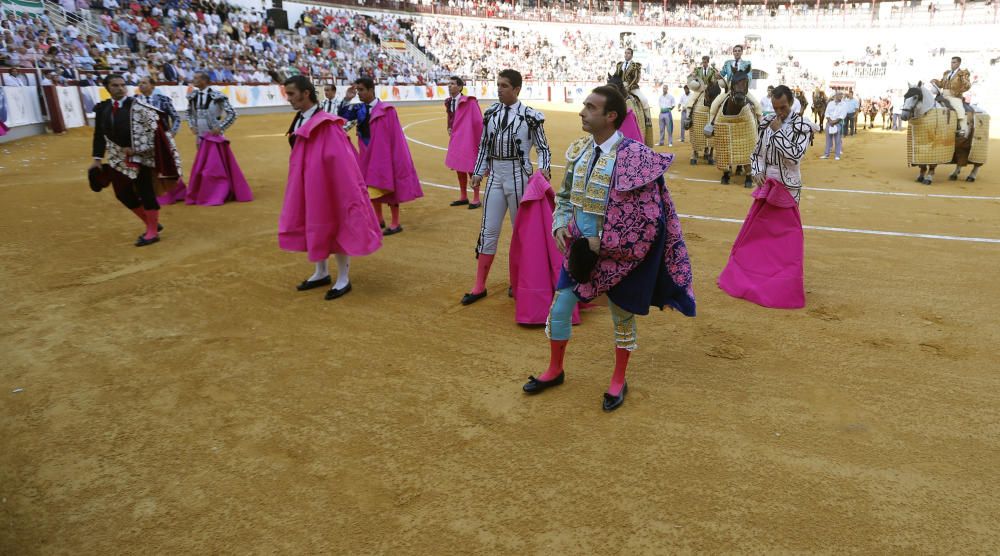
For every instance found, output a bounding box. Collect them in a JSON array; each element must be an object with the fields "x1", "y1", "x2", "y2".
[
  {"x1": 501, "y1": 106, "x2": 510, "y2": 129},
  {"x1": 293, "y1": 112, "x2": 303, "y2": 131},
  {"x1": 587, "y1": 146, "x2": 602, "y2": 182}
]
